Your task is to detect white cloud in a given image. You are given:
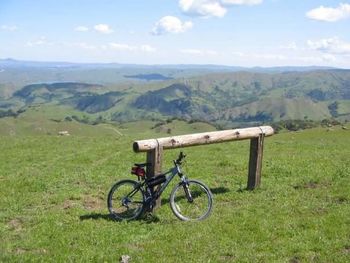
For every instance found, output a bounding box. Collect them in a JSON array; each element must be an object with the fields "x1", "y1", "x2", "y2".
[
  {"x1": 70, "y1": 42, "x2": 96, "y2": 50},
  {"x1": 232, "y1": 51, "x2": 245, "y2": 57},
  {"x1": 306, "y1": 3, "x2": 350, "y2": 22},
  {"x1": 109, "y1": 43, "x2": 156, "y2": 52},
  {"x1": 152, "y1": 16, "x2": 193, "y2": 35},
  {"x1": 1, "y1": 25, "x2": 18, "y2": 31},
  {"x1": 221, "y1": 0, "x2": 262, "y2": 5},
  {"x1": 280, "y1": 42, "x2": 298, "y2": 50},
  {"x1": 179, "y1": 0, "x2": 263, "y2": 18},
  {"x1": 179, "y1": 0, "x2": 227, "y2": 18},
  {"x1": 181, "y1": 49, "x2": 202, "y2": 55},
  {"x1": 94, "y1": 24, "x2": 114, "y2": 34},
  {"x1": 74, "y1": 26, "x2": 89, "y2": 32},
  {"x1": 322, "y1": 54, "x2": 337, "y2": 62},
  {"x1": 307, "y1": 37, "x2": 350, "y2": 55},
  {"x1": 180, "y1": 48, "x2": 218, "y2": 55},
  {"x1": 26, "y1": 37, "x2": 52, "y2": 47},
  {"x1": 109, "y1": 43, "x2": 136, "y2": 51},
  {"x1": 140, "y1": 45, "x2": 156, "y2": 52}
]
